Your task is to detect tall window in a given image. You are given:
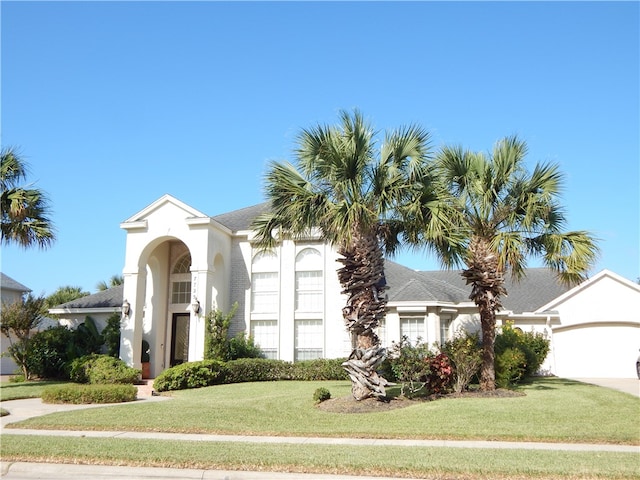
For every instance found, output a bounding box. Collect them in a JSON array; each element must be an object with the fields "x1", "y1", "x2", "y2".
[
  {"x1": 251, "y1": 319, "x2": 278, "y2": 359},
  {"x1": 294, "y1": 319, "x2": 323, "y2": 361},
  {"x1": 171, "y1": 253, "x2": 191, "y2": 304},
  {"x1": 251, "y1": 251, "x2": 279, "y2": 313},
  {"x1": 440, "y1": 316, "x2": 452, "y2": 345},
  {"x1": 295, "y1": 248, "x2": 323, "y2": 312},
  {"x1": 400, "y1": 316, "x2": 425, "y2": 344}
]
